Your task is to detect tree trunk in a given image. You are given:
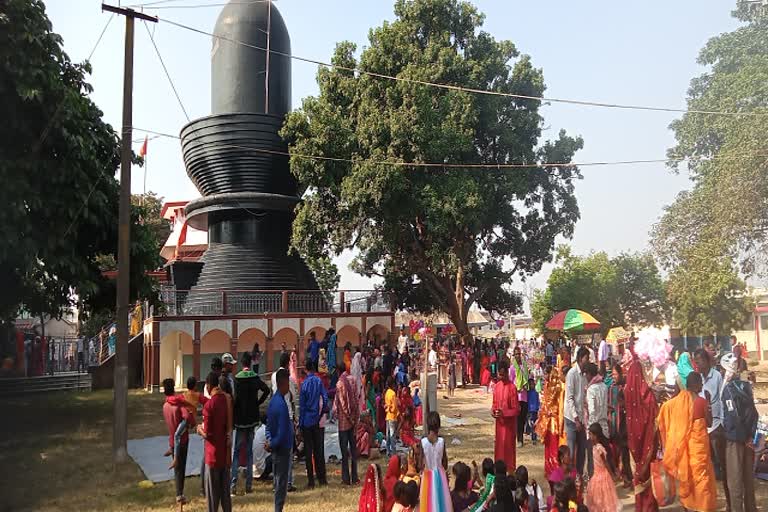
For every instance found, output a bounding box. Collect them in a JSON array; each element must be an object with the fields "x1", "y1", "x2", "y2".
[{"x1": 447, "y1": 265, "x2": 474, "y2": 345}]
